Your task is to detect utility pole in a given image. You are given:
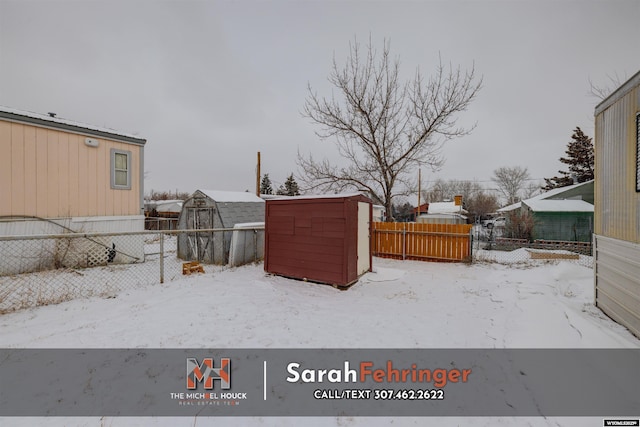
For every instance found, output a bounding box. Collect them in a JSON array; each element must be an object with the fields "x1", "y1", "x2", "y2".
[
  {"x1": 256, "y1": 151, "x2": 261, "y2": 197},
  {"x1": 417, "y1": 168, "x2": 421, "y2": 221}
]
